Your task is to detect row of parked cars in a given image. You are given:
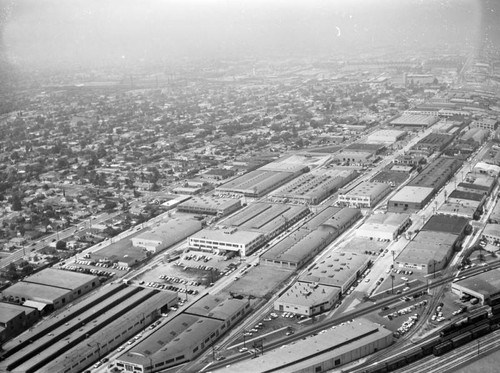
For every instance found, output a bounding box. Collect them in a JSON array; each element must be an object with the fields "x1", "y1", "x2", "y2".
[
  {"x1": 62, "y1": 265, "x2": 115, "y2": 278},
  {"x1": 144, "y1": 281, "x2": 199, "y2": 295}
]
